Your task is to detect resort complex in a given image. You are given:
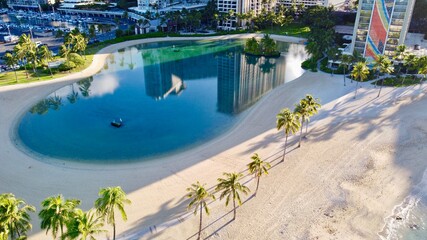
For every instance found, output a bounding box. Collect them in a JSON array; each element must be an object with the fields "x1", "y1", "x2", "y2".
[{"x1": 0, "y1": 0, "x2": 427, "y2": 239}]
